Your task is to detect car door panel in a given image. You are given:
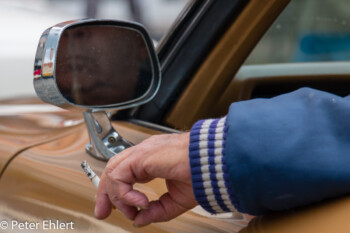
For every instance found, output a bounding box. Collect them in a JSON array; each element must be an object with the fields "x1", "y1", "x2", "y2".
[
  {"x1": 3, "y1": 0, "x2": 349, "y2": 232},
  {"x1": 0, "y1": 120, "x2": 249, "y2": 233},
  {"x1": 241, "y1": 195, "x2": 350, "y2": 233},
  {"x1": 0, "y1": 99, "x2": 83, "y2": 174}
]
